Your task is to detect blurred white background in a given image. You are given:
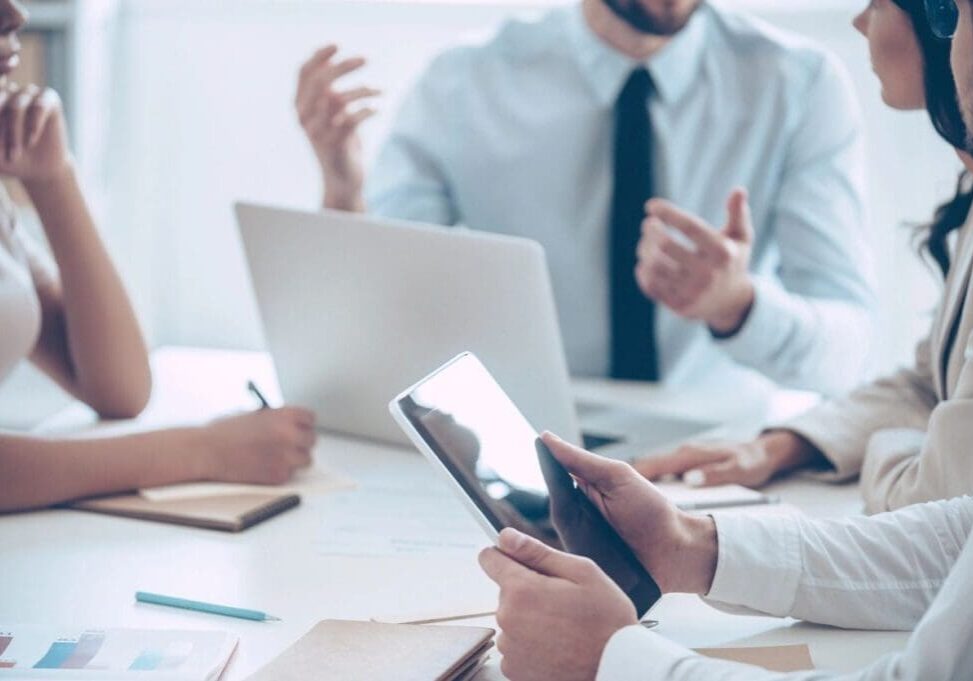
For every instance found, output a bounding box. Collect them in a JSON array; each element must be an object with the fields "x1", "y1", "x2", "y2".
[{"x1": 3, "y1": 0, "x2": 966, "y2": 423}]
